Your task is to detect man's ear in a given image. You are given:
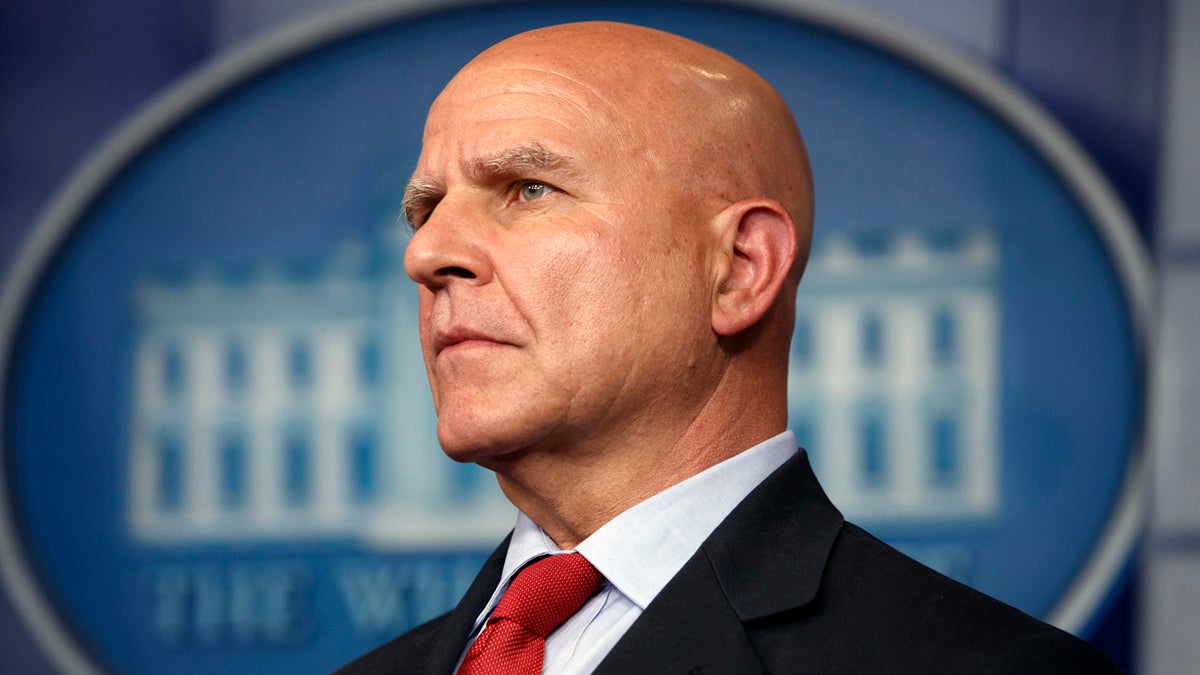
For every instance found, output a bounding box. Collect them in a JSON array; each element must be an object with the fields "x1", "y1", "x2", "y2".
[{"x1": 710, "y1": 199, "x2": 797, "y2": 336}]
